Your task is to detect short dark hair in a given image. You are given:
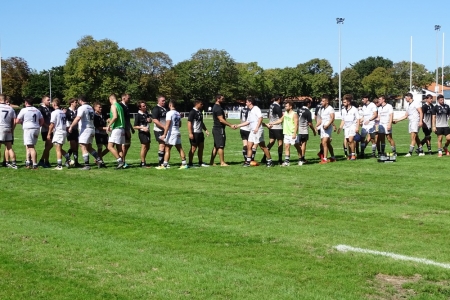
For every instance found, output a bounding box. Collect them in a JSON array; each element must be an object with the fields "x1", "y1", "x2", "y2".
[
  {"x1": 274, "y1": 94, "x2": 283, "y2": 102},
  {"x1": 25, "y1": 98, "x2": 34, "y2": 105},
  {"x1": 193, "y1": 99, "x2": 203, "y2": 105},
  {"x1": 303, "y1": 98, "x2": 311, "y2": 105},
  {"x1": 437, "y1": 94, "x2": 444, "y2": 100},
  {"x1": 169, "y1": 99, "x2": 177, "y2": 108},
  {"x1": 321, "y1": 94, "x2": 330, "y2": 101},
  {"x1": 425, "y1": 94, "x2": 433, "y2": 99},
  {"x1": 215, "y1": 94, "x2": 223, "y2": 100},
  {"x1": 93, "y1": 101, "x2": 101, "y2": 107},
  {"x1": 137, "y1": 100, "x2": 147, "y2": 108},
  {"x1": 362, "y1": 95, "x2": 369, "y2": 99},
  {"x1": 69, "y1": 98, "x2": 78, "y2": 104},
  {"x1": 405, "y1": 92, "x2": 413, "y2": 98},
  {"x1": 343, "y1": 94, "x2": 353, "y2": 101},
  {"x1": 246, "y1": 96, "x2": 255, "y2": 105},
  {"x1": 78, "y1": 95, "x2": 87, "y2": 102}
]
